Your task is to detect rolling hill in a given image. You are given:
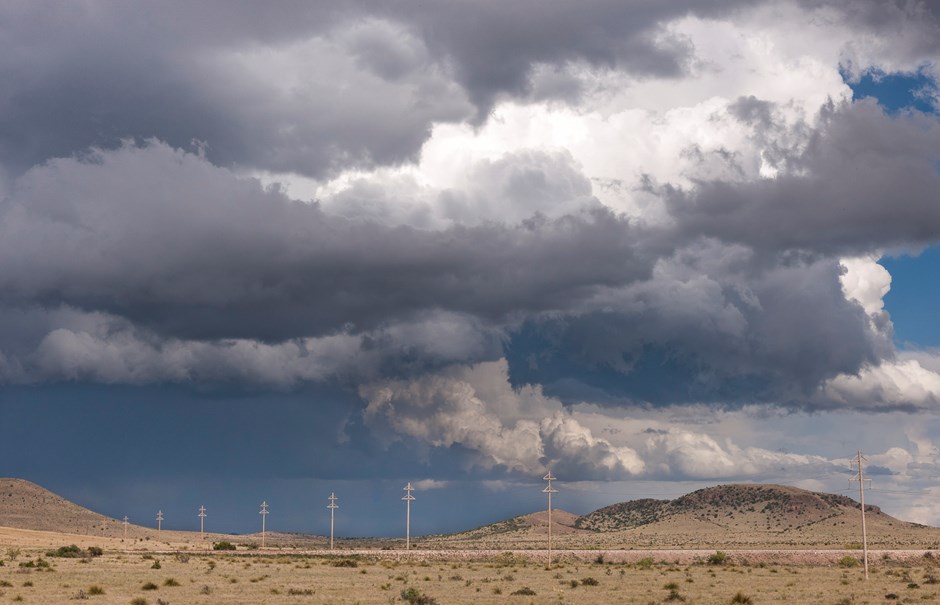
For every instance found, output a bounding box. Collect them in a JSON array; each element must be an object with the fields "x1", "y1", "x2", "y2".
[{"x1": 427, "y1": 483, "x2": 940, "y2": 549}]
